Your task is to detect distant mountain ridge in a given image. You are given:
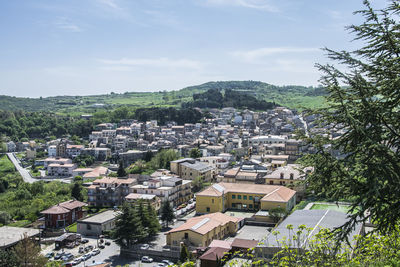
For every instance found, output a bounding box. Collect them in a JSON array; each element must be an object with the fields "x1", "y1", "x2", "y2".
[{"x1": 0, "y1": 81, "x2": 326, "y2": 112}]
